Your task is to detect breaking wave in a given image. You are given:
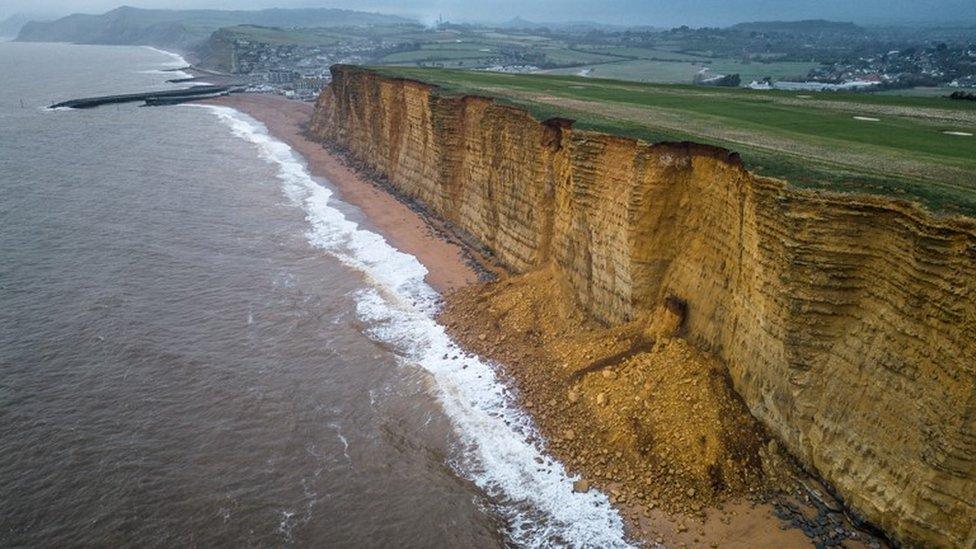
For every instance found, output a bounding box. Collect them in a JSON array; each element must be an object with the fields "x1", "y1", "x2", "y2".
[
  {"x1": 142, "y1": 46, "x2": 192, "y2": 80},
  {"x1": 198, "y1": 104, "x2": 631, "y2": 548}
]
